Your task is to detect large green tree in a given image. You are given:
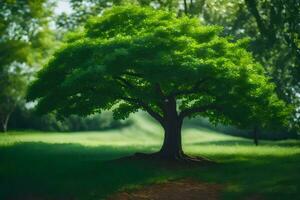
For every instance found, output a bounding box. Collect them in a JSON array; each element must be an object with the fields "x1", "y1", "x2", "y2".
[
  {"x1": 56, "y1": 0, "x2": 299, "y2": 133},
  {"x1": 28, "y1": 6, "x2": 289, "y2": 160}
]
